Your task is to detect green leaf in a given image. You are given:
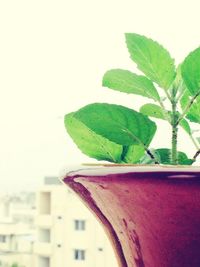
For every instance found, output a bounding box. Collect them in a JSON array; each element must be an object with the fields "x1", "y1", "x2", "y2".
[
  {"x1": 125, "y1": 33, "x2": 176, "y2": 89},
  {"x1": 74, "y1": 103, "x2": 157, "y2": 147},
  {"x1": 64, "y1": 113, "x2": 123, "y2": 163},
  {"x1": 179, "y1": 119, "x2": 192, "y2": 135},
  {"x1": 102, "y1": 69, "x2": 160, "y2": 101},
  {"x1": 140, "y1": 103, "x2": 165, "y2": 120},
  {"x1": 140, "y1": 103, "x2": 191, "y2": 134},
  {"x1": 170, "y1": 64, "x2": 185, "y2": 96},
  {"x1": 140, "y1": 148, "x2": 194, "y2": 165},
  {"x1": 172, "y1": 65, "x2": 182, "y2": 88},
  {"x1": 180, "y1": 91, "x2": 200, "y2": 124},
  {"x1": 122, "y1": 145, "x2": 145, "y2": 163},
  {"x1": 181, "y1": 47, "x2": 200, "y2": 95}
]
